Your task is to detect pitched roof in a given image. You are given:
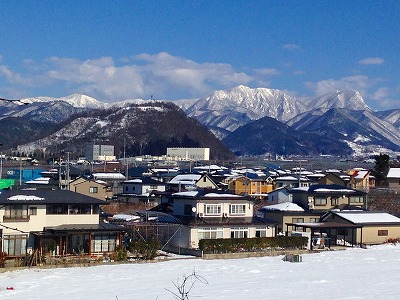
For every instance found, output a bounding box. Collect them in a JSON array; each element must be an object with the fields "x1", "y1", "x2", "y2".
[
  {"x1": 328, "y1": 211, "x2": 400, "y2": 225},
  {"x1": 0, "y1": 188, "x2": 106, "y2": 205},
  {"x1": 260, "y1": 202, "x2": 304, "y2": 212}
]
